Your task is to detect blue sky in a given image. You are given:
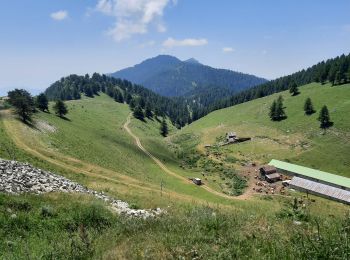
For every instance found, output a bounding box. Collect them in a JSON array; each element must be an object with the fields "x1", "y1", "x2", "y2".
[{"x1": 0, "y1": 0, "x2": 350, "y2": 95}]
